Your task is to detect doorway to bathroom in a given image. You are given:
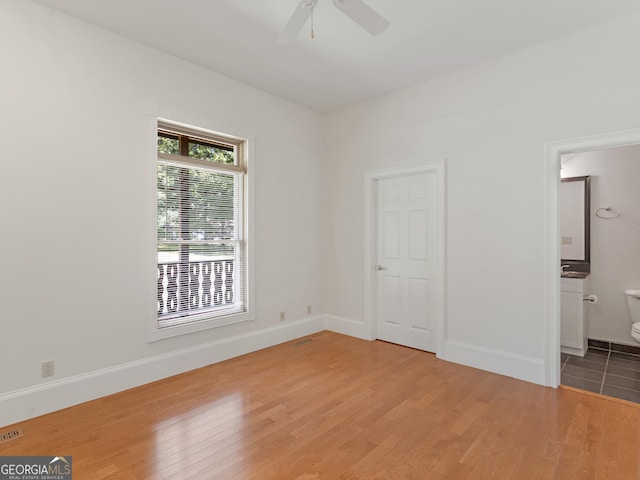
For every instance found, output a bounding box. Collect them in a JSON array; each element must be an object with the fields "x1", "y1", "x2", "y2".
[{"x1": 552, "y1": 138, "x2": 640, "y2": 403}]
